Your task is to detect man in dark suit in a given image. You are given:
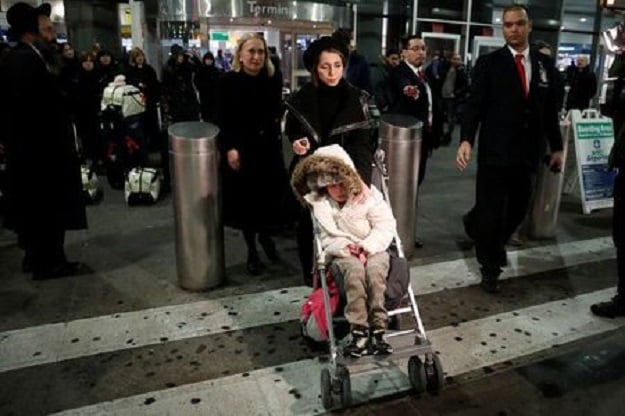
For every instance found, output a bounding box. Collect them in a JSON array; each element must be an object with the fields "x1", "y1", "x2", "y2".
[
  {"x1": 456, "y1": 4, "x2": 563, "y2": 293},
  {"x1": 390, "y1": 35, "x2": 442, "y2": 248},
  {"x1": 391, "y1": 35, "x2": 440, "y2": 187},
  {"x1": 1, "y1": 2, "x2": 90, "y2": 280}
]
